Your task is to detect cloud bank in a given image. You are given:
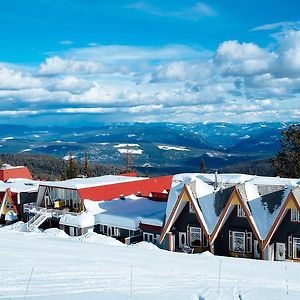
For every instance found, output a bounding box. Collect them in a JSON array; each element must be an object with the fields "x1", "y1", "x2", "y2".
[{"x1": 1, "y1": 28, "x2": 300, "y2": 125}]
